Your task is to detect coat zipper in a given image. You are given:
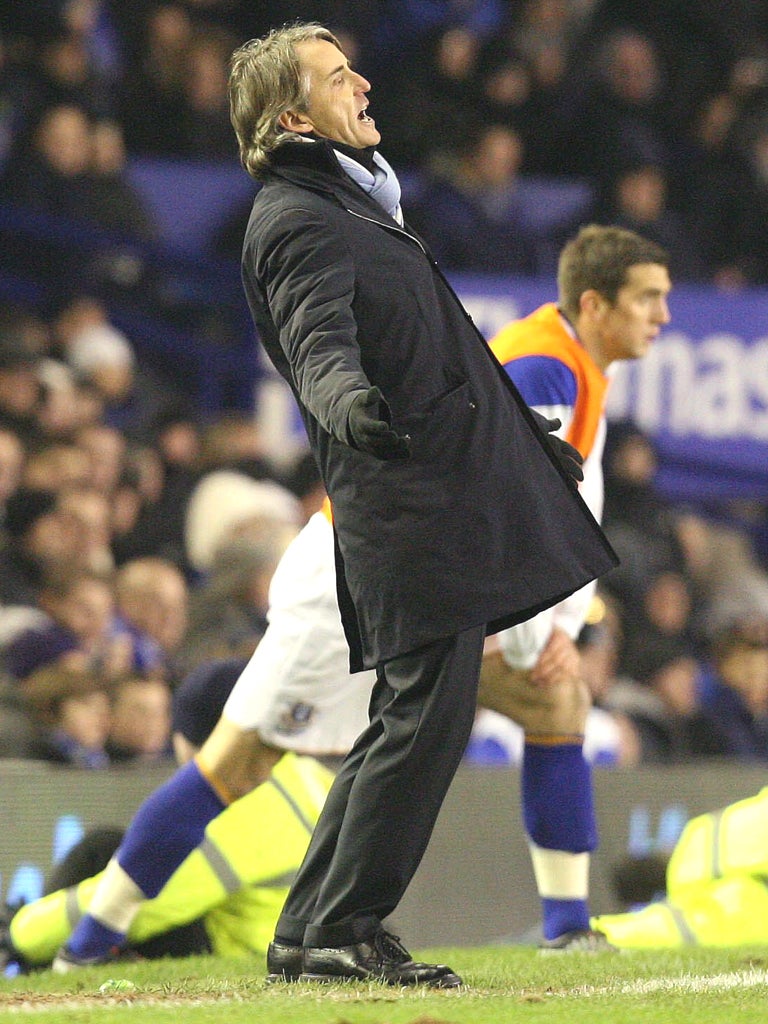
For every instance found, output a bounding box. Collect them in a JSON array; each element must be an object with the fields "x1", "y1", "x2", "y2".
[{"x1": 345, "y1": 209, "x2": 428, "y2": 256}]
